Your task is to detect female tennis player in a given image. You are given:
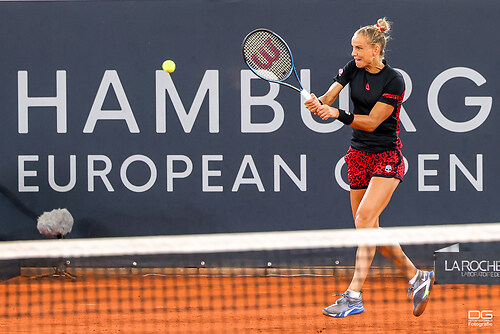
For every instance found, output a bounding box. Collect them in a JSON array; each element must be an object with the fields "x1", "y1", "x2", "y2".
[{"x1": 304, "y1": 18, "x2": 434, "y2": 318}]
